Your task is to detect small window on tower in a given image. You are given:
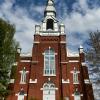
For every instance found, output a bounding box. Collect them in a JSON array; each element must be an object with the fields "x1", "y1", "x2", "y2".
[{"x1": 47, "y1": 19, "x2": 54, "y2": 30}]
